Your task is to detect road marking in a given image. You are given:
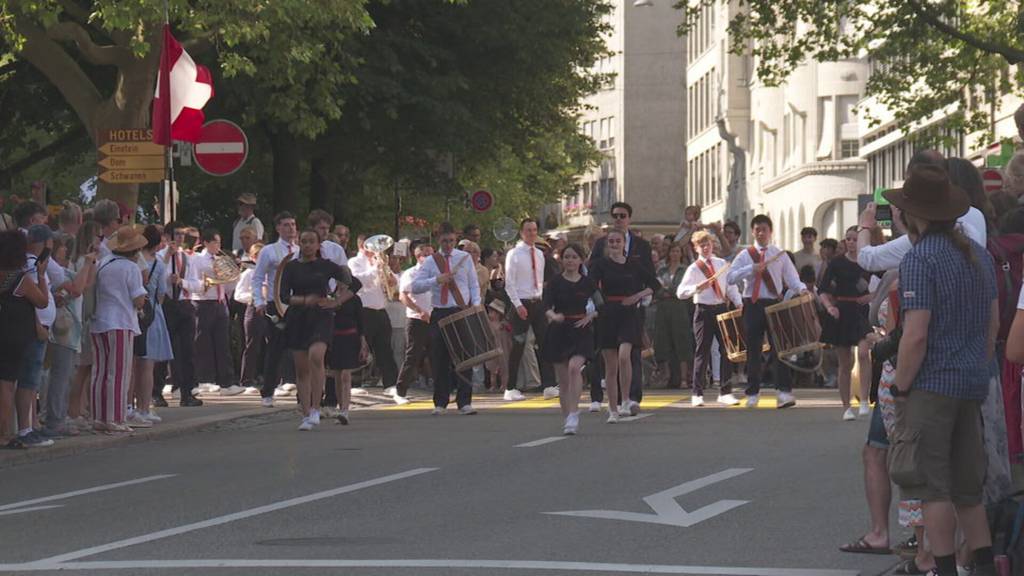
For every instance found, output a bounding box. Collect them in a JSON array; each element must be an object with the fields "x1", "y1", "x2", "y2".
[
  {"x1": 27, "y1": 468, "x2": 437, "y2": 567},
  {"x1": 0, "y1": 474, "x2": 178, "y2": 513},
  {"x1": 0, "y1": 504, "x2": 65, "y2": 516},
  {"x1": 618, "y1": 413, "x2": 653, "y2": 422},
  {"x1": 0, "y1": 558, "x2": 858, "y2": 575},
  {"x1": 516, "y1": 436, "x2": 569, "y2": 448},
  {"x1": 546, "y1": 468, "x2": 753, "y2": 528}
]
